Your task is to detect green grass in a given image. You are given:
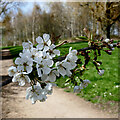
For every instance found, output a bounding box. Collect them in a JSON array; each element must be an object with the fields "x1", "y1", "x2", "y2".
[
  {"x1": 0, "y1": 45, "x2": 22, "y2": 57},
  {"x1": 56, "y1": 42, "x2": 119, "y2": 104},
  {"x1": 4, "y1": 42, "x2": 119, "y2": 104},
  {"x1": 9, "y1": 46, "x2": 23, "y2": 57},
  {"x1": 0, "y1": 46, "x2": 19, "y2": 50},
  {"x1": 0, "y1": 45, "x2": 23, "y2": 61}
]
